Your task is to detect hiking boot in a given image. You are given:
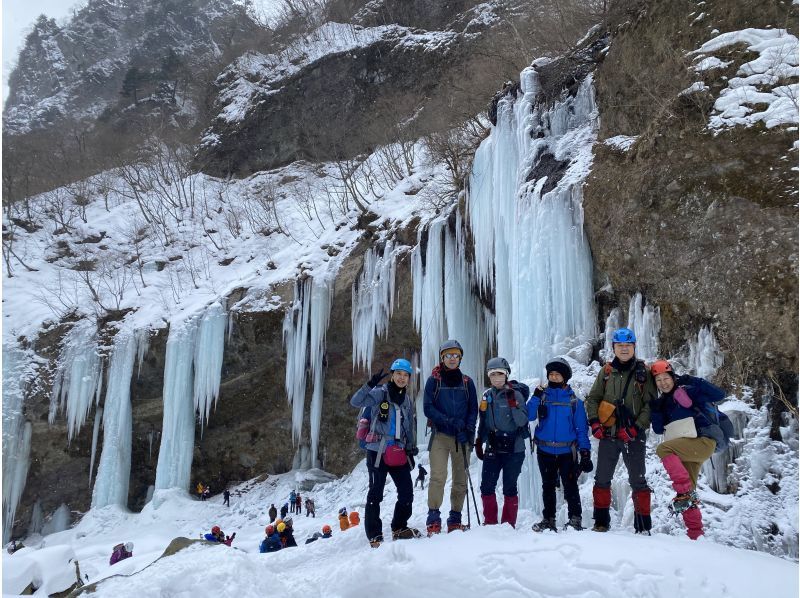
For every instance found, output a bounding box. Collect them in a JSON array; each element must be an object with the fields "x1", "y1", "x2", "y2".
[
  {"x1": 369, "y1": 534, "x2": 383, "y2": 548},
  {"x1": 392, "y1": 528, "x2": 421, "y2": 540},
  {"x1": 591, "y1": 523, "x2": 609, "y2": 532},
  {"x1": 426, "y1": 522, "x2": 441, "y2": 537},
  {"x1": 669, "y1": 491, "x2": 699, "y2": 515},
  {"x1": 565, "y1": 516, "x2": 583, "y2": 531},
  {"x1": 532, "y1": 518, "x2": 557, "y2": 532},
  {"x1": 447, "y1": 522, "x2": 468, "y2": 533}
]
